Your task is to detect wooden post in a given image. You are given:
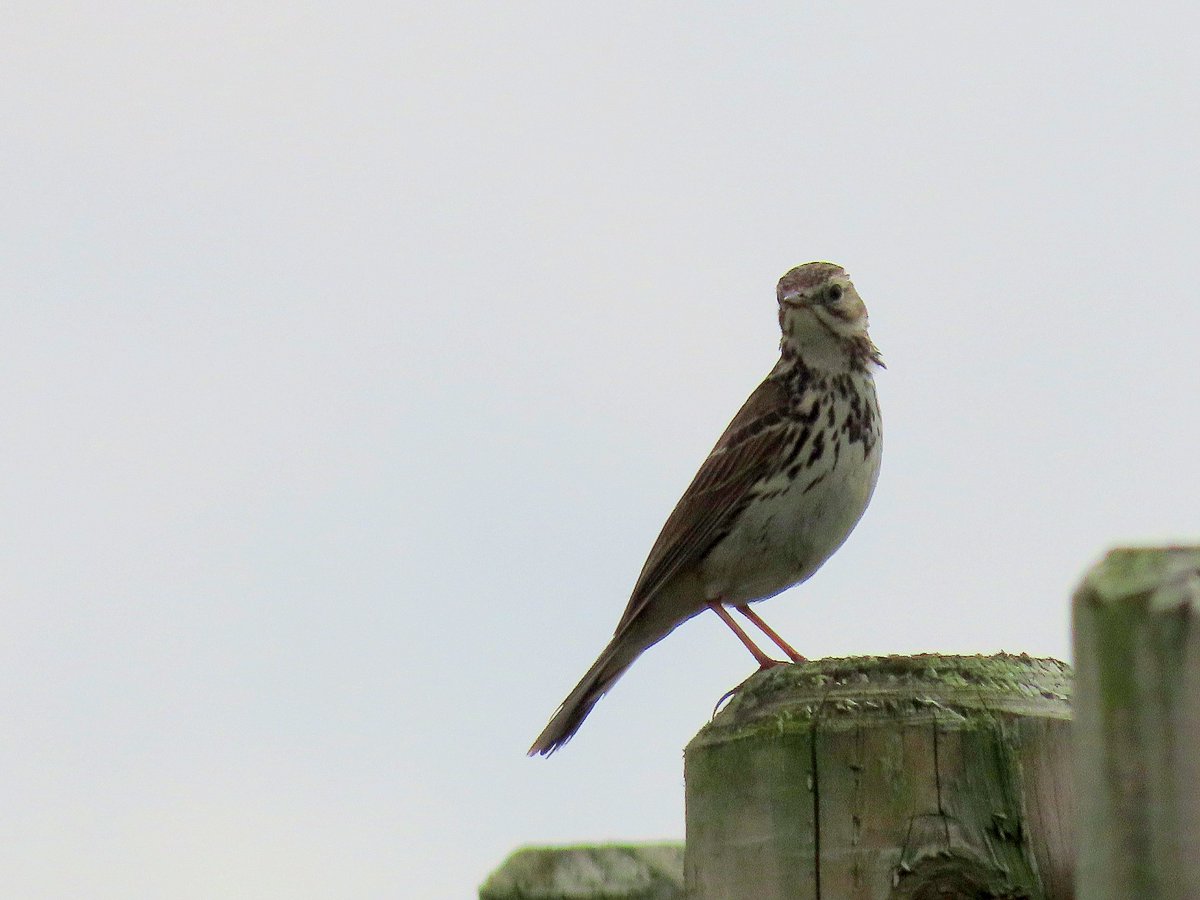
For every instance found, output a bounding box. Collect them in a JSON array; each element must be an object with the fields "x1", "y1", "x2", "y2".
[
  {"x1": 479, "y1": 843, "x2": 685, "y2": 899},
  {"x1": 684, "y1": 654, "x2": 1074, "y2": 899},
  {"x1": 1072, "y1": 546, "x2": 1200, "y2": 899}
]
